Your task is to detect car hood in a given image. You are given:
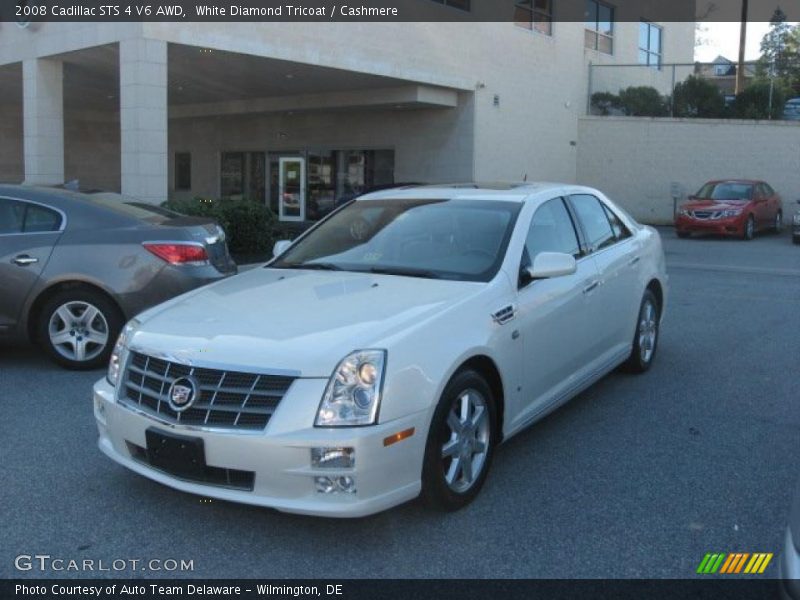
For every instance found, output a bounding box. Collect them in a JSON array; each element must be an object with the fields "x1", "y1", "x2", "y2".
[
  {"x1": 683, "y1": 199, "x2": 750, "y2": 211},
  {"x1": 130, "y1": 267, "x2": 483, "y2": 377}
]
